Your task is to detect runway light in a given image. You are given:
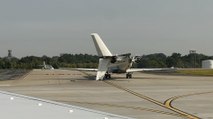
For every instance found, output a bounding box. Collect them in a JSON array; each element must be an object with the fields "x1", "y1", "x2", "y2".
[
  {"x1": 10, "y1": 97, "x2": 14, "y2": 100},
  {"x1": 104, "y1": 117, "x2": 109, "y2": 119},
  {"x1": 38, "y1": 103, "x2": 43, "y2": 106}
]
